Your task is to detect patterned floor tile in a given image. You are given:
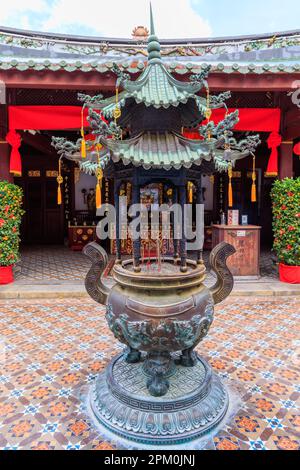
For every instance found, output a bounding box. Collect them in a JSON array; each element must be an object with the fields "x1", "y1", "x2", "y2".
[
  {"x1": 15, "y1": 246, "x2": 278, "y2": 283},
  {"x1": 0, "y1": 297, "x2": 299, "y2": 450}
]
